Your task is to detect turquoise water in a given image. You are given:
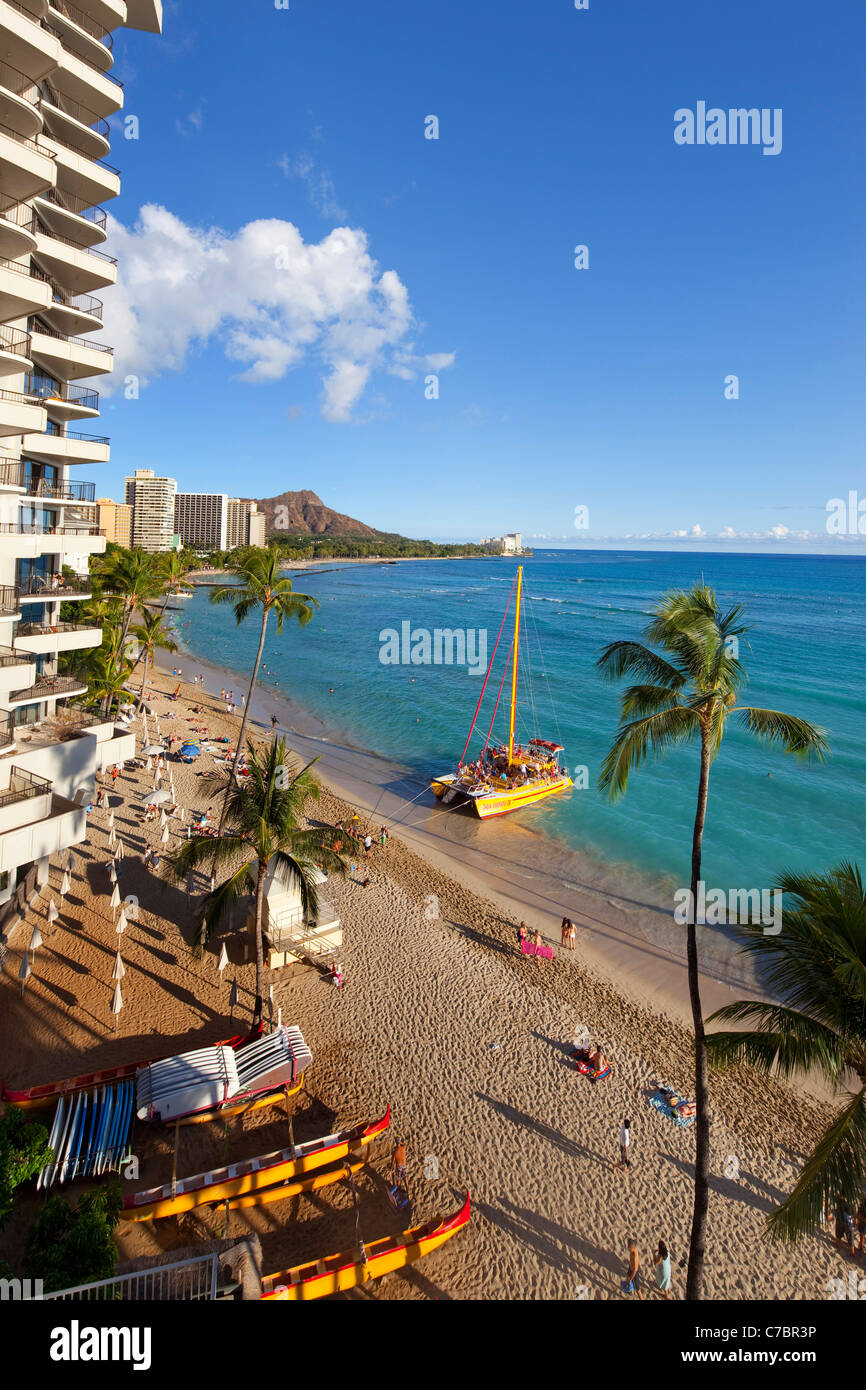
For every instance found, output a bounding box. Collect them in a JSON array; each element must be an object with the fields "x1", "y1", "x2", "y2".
[{"x1": 170, "y1": 551, "x2": 865, "y2": 891}]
